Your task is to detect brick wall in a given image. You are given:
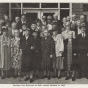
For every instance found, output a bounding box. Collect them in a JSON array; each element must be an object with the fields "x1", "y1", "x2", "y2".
[
  {"x1": 72, "y1": 3, "x2": 83, "y2": 20},
  {"x1": 0, "y1": 3, "x2": 9, "y2": 24}
]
